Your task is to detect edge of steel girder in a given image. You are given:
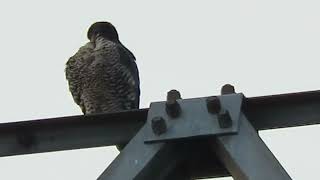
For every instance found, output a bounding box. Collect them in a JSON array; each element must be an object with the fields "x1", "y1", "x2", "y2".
[{"x1": 0, "y1": 90, "x2": 319, "y2": 179}]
